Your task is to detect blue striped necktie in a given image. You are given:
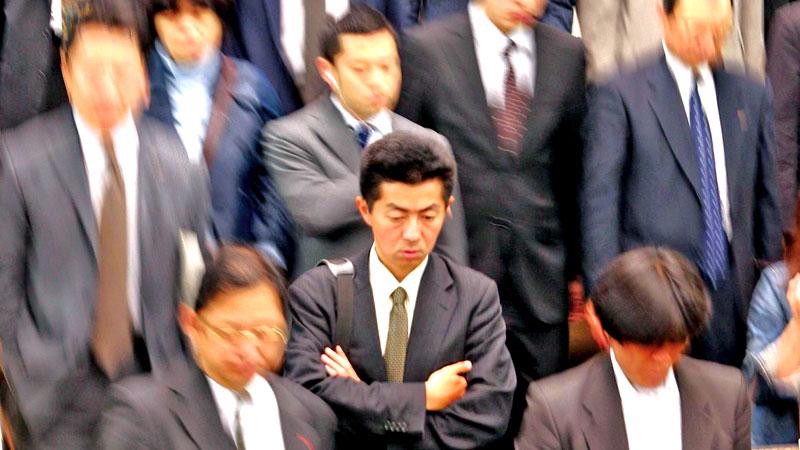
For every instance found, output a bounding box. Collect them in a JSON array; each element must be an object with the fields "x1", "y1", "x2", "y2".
[{"x1": 689, "y1": 80, "x2": 729, "y2": 289}]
